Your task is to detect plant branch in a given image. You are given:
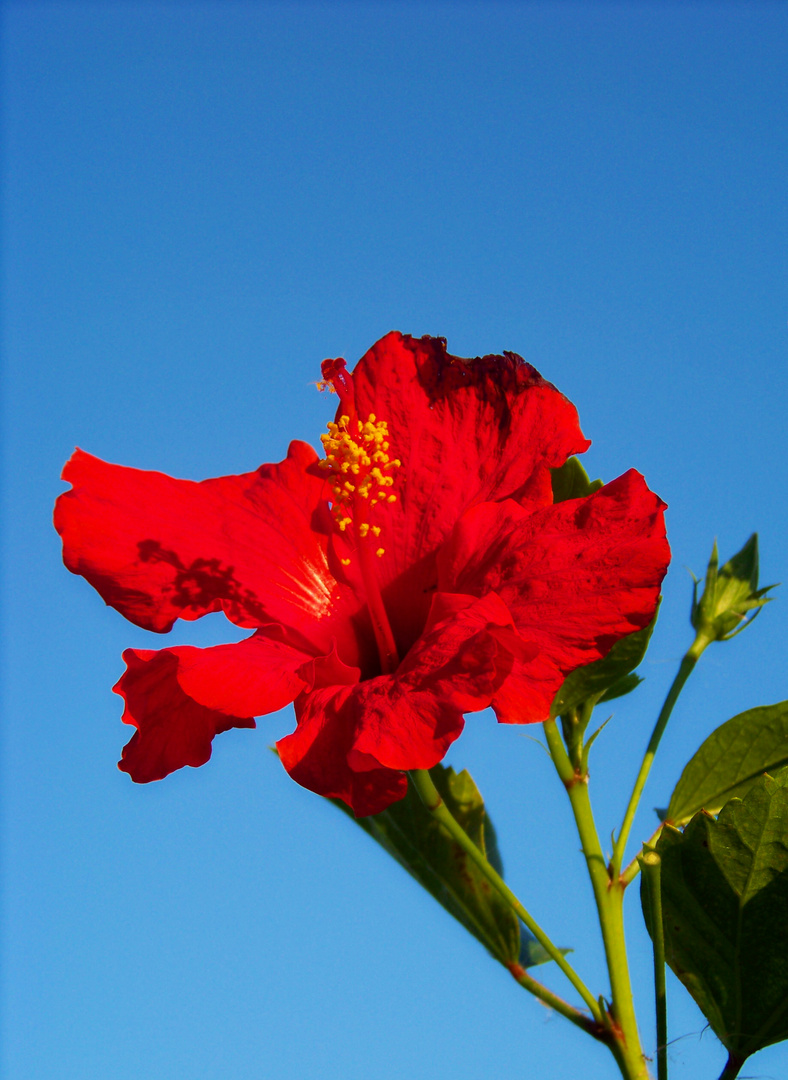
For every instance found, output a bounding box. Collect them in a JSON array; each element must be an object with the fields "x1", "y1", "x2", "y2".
[
  {"x1": 408, "y1": 768, "x2": 603, "y2": 1024},
  {"x1": 620, "y1": 825, "x2": 665, "y2": 888},
  {"x1": 543, "y1": 719, "x2": 650, "y2": 1080},
  {"x1": 612, "y1": 641, "x2": 705, "y2": 876},
  {"x1": 716, "y1": 1052, "x2": 745, "y2": 1080},
  {"x1": 641, "y1": 851, "x2": 667, "y2": 1080},
  {"x1": 507, "y1": 962, "x2": 607, "y2": 1040}
]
